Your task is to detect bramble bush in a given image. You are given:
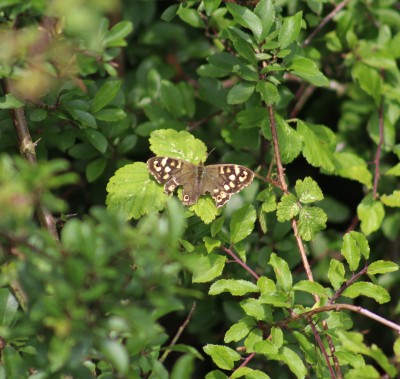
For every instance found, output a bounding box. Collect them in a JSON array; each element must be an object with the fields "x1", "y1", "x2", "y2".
[{"x1": 1, "y1": 0, "x2": 400, "y2": 378}]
